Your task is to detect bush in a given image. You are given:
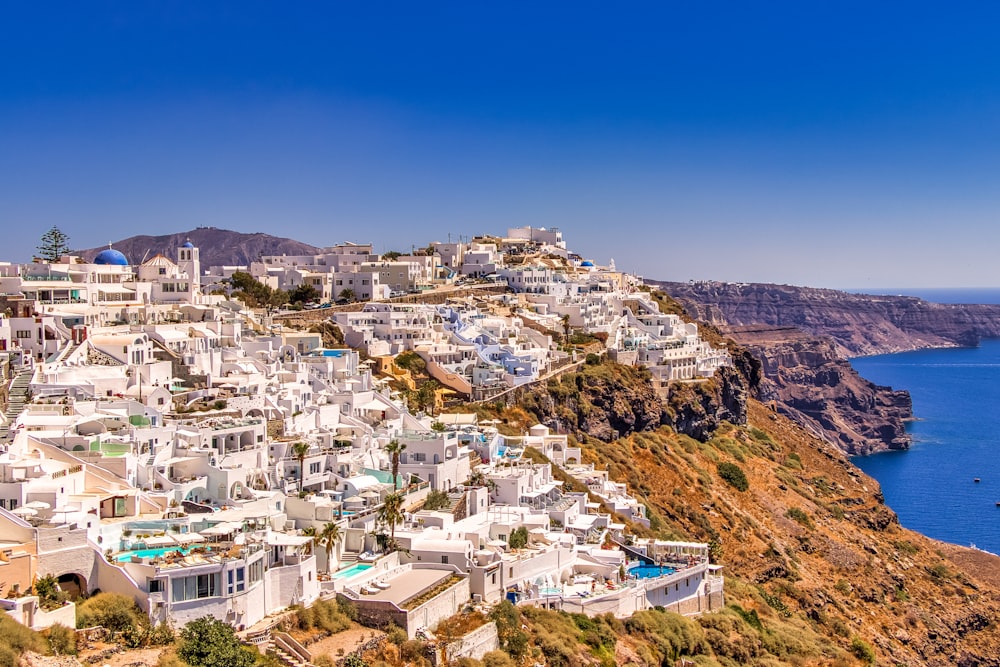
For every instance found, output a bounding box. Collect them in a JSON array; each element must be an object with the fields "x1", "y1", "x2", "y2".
[
  {"x1": 177, "y1": 616, "x2": 257, "y2": 667},
  {"x1": 489, "y1": 601, "x2": 528, "y2": 660},
  {"x1": 717, "y1": 461, "x2": 749, "y2": 492},
  {"x1": 423, "y1": 489, "x2": 451, "y2": 511},
  {"x1": 507, "y1": 526, "x2": 529, "y2": 550},
  {"x1": 0, "y1": 614, "x2": 46, "y2": 667},
  {"x1": 850, "y1": 636, "x2": 876, "y2": 664},
  {"x1": 75, "y1": 592, "x2": 145, "y2": 635},
  {"x1": 785, "y1": 507, "x2": 813, "y2": 529},
  {"x1": 292, "y1": 599, "x2": 352, "y2": 634},
  {"x1": 45, "y1": 623, "x2": 78, "y2": 655},
  {"x1": 482, "y1": 651, "x2": 517, "y2": 667}
]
